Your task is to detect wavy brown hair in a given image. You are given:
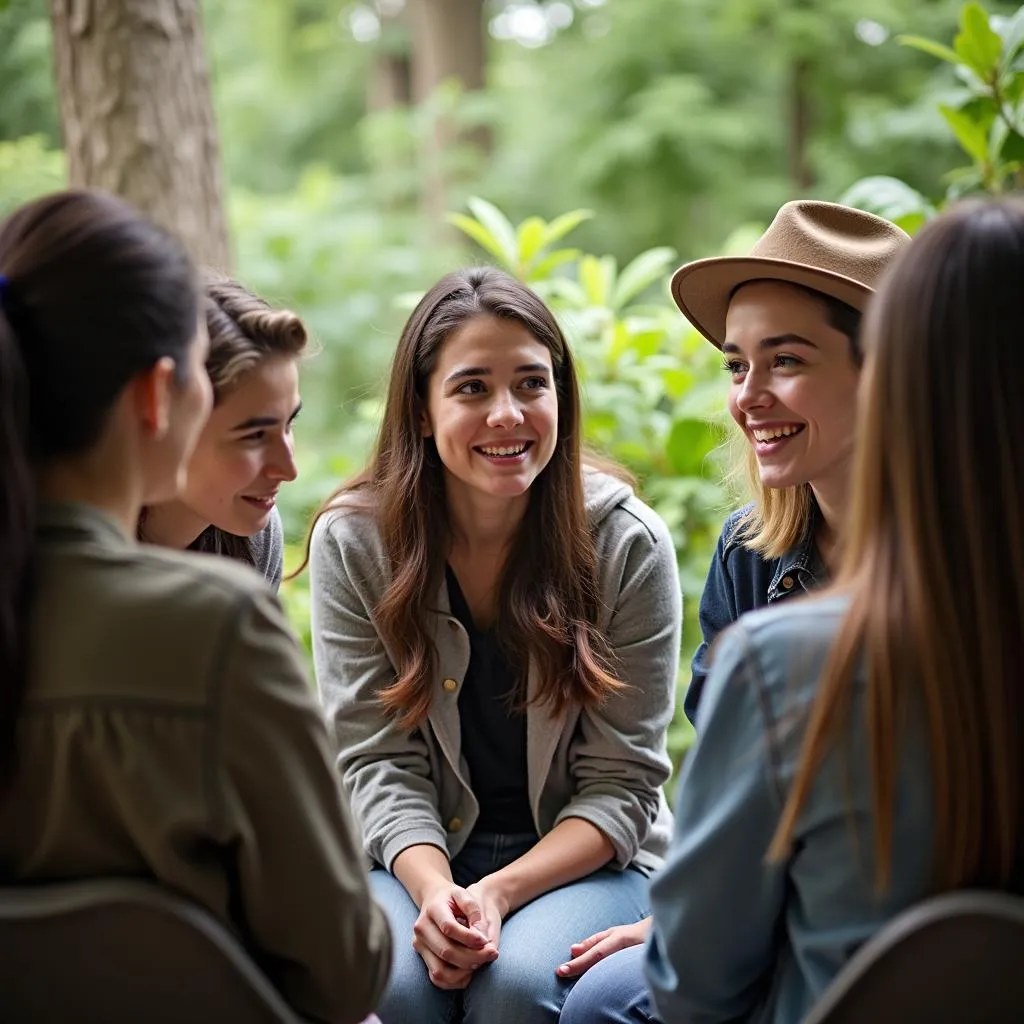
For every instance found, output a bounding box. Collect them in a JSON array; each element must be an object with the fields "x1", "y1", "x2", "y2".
[
  {"x1": 309, "y1": 267, "x2": 625, "y2": 729},
  {"x1": 768, "y1": 199, "x2": 1024, "y2": 891}
]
